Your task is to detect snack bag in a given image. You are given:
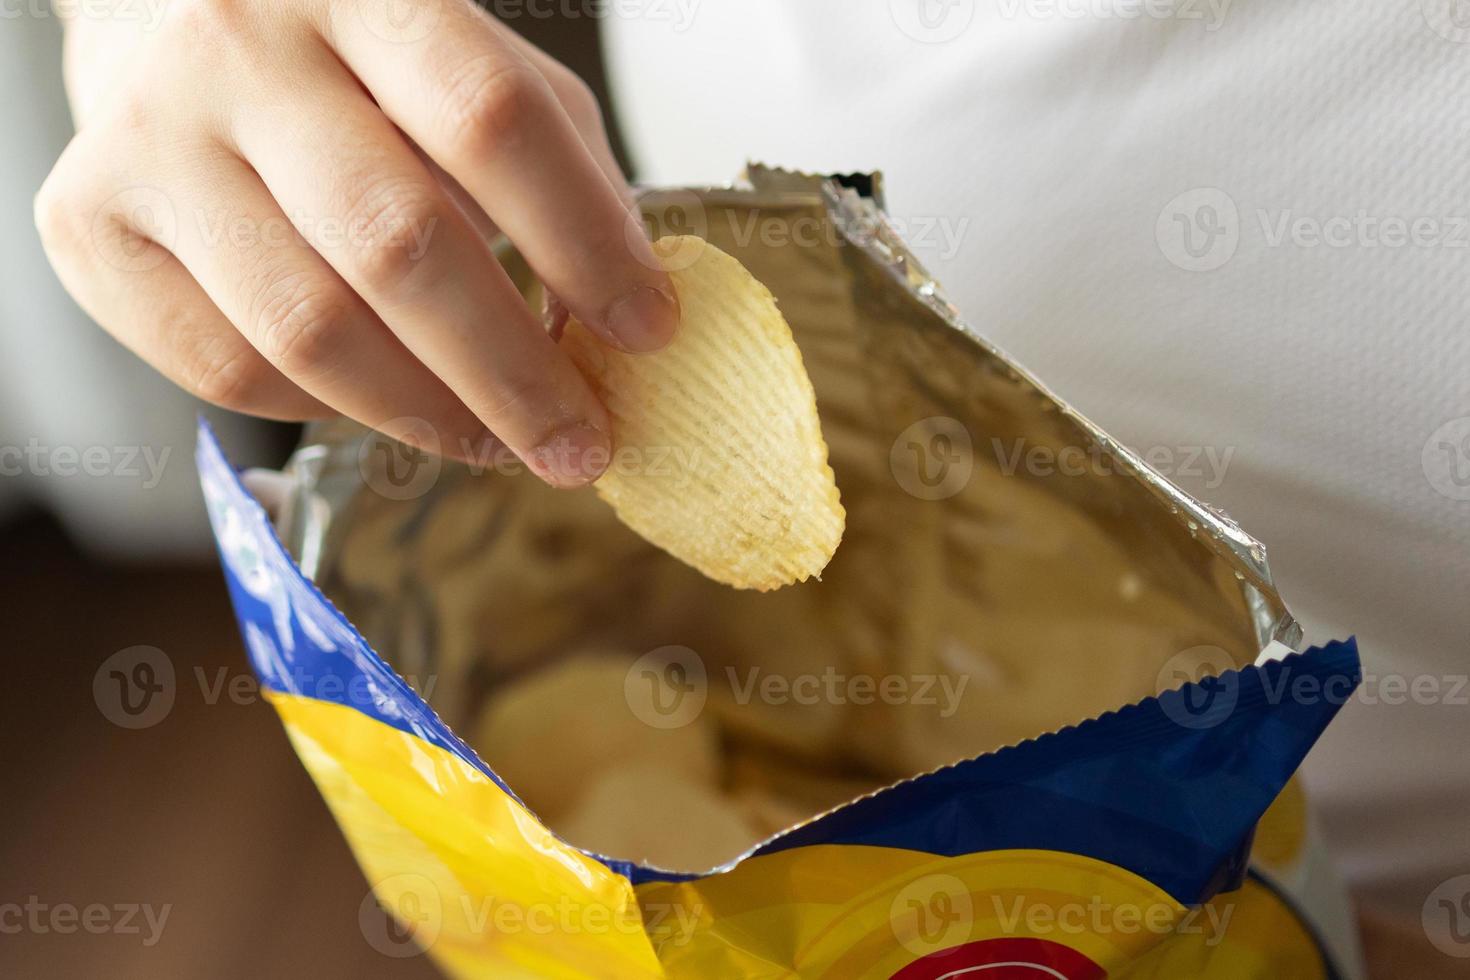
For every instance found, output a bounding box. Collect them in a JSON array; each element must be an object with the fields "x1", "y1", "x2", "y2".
[{"x1": 199, "y1": 167, "x2": 1365, "y2": 978}]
